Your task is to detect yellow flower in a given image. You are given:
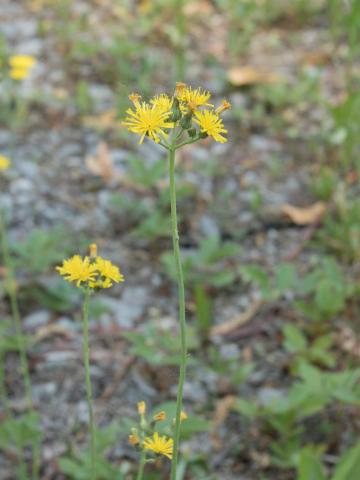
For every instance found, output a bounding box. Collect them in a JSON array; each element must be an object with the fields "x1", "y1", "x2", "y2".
[
  {"x1": 150, "y1": 94, "x2": 173, "y2": 115},
  {"x1": 56, "y1": 248, "x2": 124, "y2": 290},
  {"x1": 178, "y1": 86, "x2": 213, "y2": 111},
  {"x1": 9, "y1": 55, "x2": 36, "y2": 70},
  {"x1": 137, "y1": 401, "x2": 146, "y2": 415},
  {"x1": 153, "y1": 411, "x2": 166, "y2": 422},
  {"x1": 122, "y1": 101, "x2": 173, "y2": 144},
  {"x1": 194, "y1": 110, "x2": 228, "y2": 143},
  {"x1": 0, "y1": 155, "x2": 11, "y2": 171},
  {"x1": 56, "y1": 256, "x2": 98, "y2": 287},
  {"x1": 96, "y1": 257, "x2": 124, "y2": 286},
  {"x1": 143, "y1": 432, "x2": 173, "y2": 460},
  {"x1": 9, "y1": 68, "x2": 30, "y2": 80},
  {"x1": 9, "y1": 55, "x2": 36, "y2": 81}
]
